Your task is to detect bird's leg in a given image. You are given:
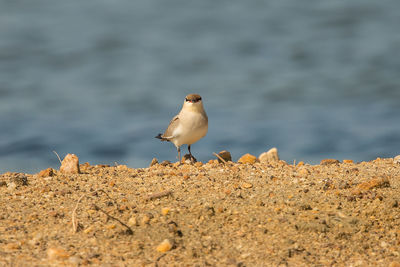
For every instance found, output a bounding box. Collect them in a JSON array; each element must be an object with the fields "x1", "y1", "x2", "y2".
[
  {"x1": 188, "y1": 145, "x2": 195, "y2": 163},
  {"x1": 177, "y1": 146, "x2": 181, "y2": 163}
]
